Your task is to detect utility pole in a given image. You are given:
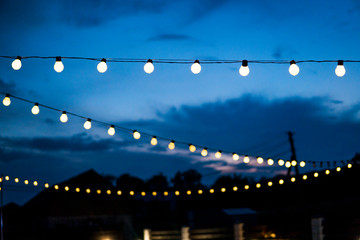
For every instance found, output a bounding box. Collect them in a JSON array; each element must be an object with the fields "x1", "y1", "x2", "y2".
[{"x1": 287, "y1": 131, "x2": 299, "y2": 177}]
